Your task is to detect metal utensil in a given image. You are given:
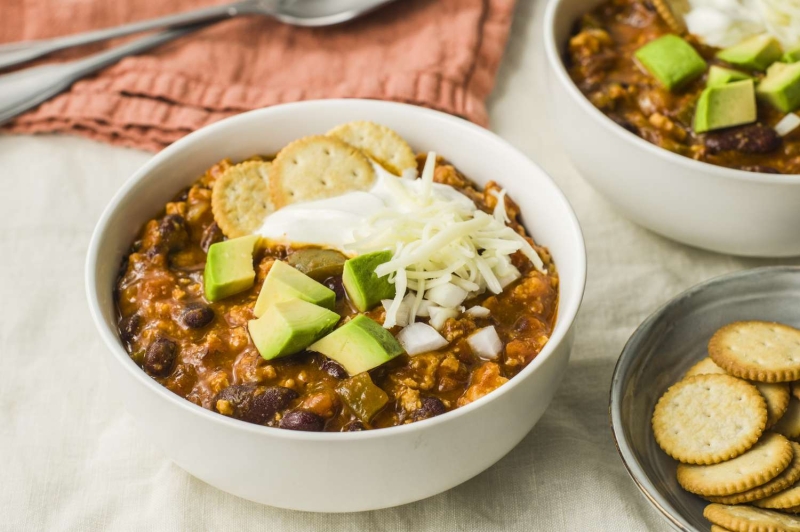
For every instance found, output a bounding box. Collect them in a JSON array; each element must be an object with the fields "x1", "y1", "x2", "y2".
[
  {"x1": 0, "y1": 0, "x2": 396, "y2": 126},
  {"x1": 0, "y1": 0, "x2": 396, "y2": 70}
]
